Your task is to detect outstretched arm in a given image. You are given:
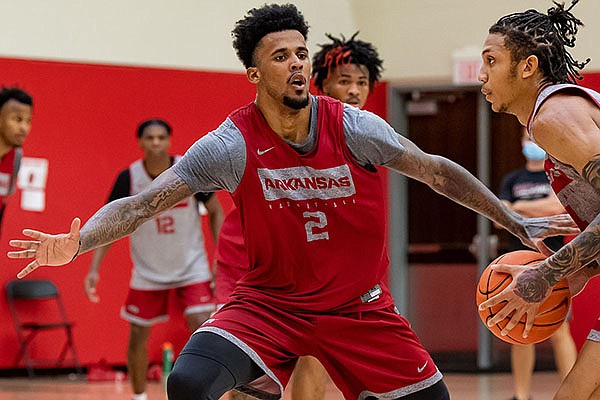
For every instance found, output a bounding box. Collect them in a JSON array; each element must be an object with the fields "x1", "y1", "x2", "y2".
[
  {"x1": 79, "y1": 169, "x2": 192, "y2": 253},
  {"x1": 8, "y1": 169, "x2": 193, "y2": 278},
  {"x1": 385, "y1": 135, "x2": 578, "y2": 248}
]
